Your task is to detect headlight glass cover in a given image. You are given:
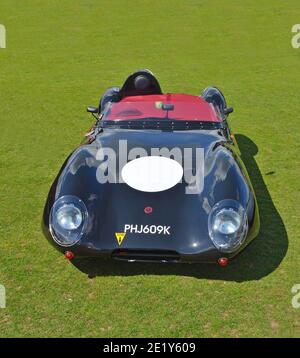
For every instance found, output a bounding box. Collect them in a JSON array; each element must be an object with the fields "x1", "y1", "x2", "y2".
[
  {"x1": 208, "y1": 199, "x2": 248, "y2": 253},
  {"x1": 50, "y1": 195, "x2": 88, "y2": 246}
]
